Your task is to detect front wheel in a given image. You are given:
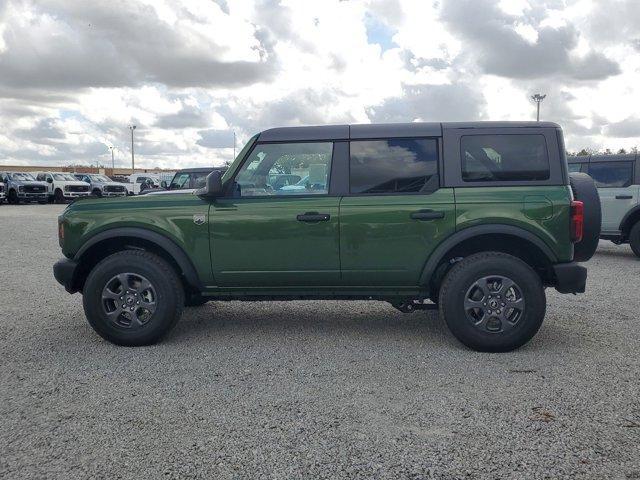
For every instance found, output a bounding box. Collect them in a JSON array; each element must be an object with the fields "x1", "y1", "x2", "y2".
[
  {"x1": 630, "y1": 222, "x2": 640, "y2": 258},
  {"x1": 8, "y1": 190, "x2": 19, "y2": 204},
  {"x1": 82, "y1": 250, "x2": 185, "y2": 346},
  {"x1": 439, "y1": 252, "x2": 546, "y2": 352}
]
